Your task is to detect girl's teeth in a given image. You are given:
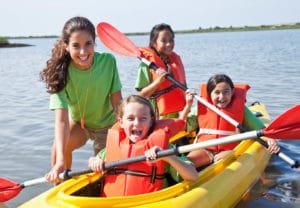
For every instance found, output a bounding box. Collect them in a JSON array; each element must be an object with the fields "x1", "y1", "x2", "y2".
[
  {"x1": 132, "y1": 130, "x2": 142, "y2": 135},
  {"x1": 79, "y1": 56, "x2": 88, "y2": 61}
]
